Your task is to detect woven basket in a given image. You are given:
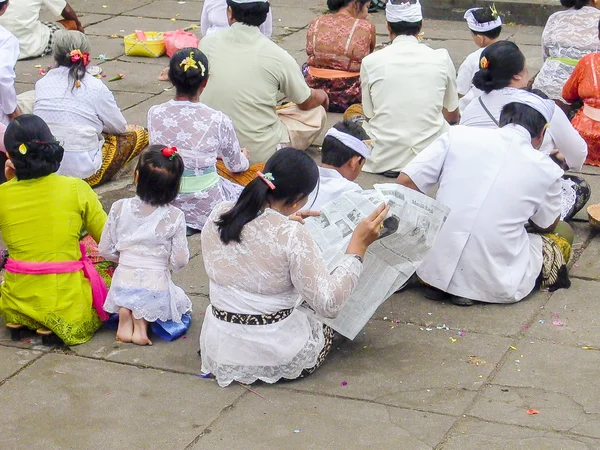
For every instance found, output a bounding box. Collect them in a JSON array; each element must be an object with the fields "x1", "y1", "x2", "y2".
[
  {"x1": 587, "y1": 204, "x2": 600, "y2": 230},
  {"x1": 124, "y1": 32, "x2": 165, "y2": 58}
]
